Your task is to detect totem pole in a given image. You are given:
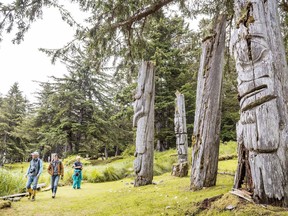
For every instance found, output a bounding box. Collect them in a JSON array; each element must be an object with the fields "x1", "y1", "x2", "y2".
[
  {"x1": 133, "y1": 61, "x2": 155, "y2": 187},
  {"x1": 172, "y1": 91, "x2": 188, "y2": 177},
  {"x1": 190, "y1": 14, "x2": 226, "y2": 190},
  {"x1": 232, "y1": 0, "x2": 288, "y2": 206}
]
